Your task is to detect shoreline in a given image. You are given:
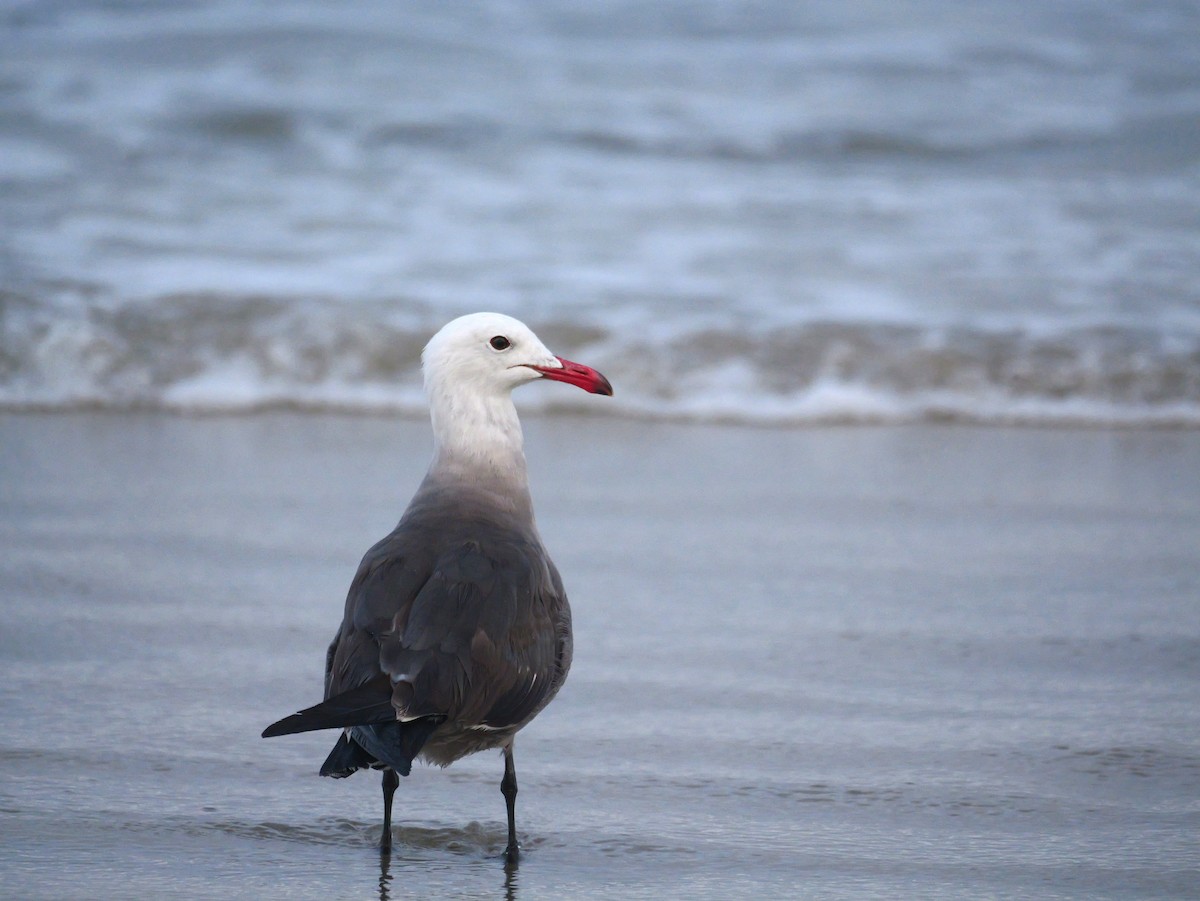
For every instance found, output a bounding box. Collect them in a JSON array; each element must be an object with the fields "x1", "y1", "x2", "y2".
[{"x1": 3, "y1": 405, "x2": 1200, "y2": 430}]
